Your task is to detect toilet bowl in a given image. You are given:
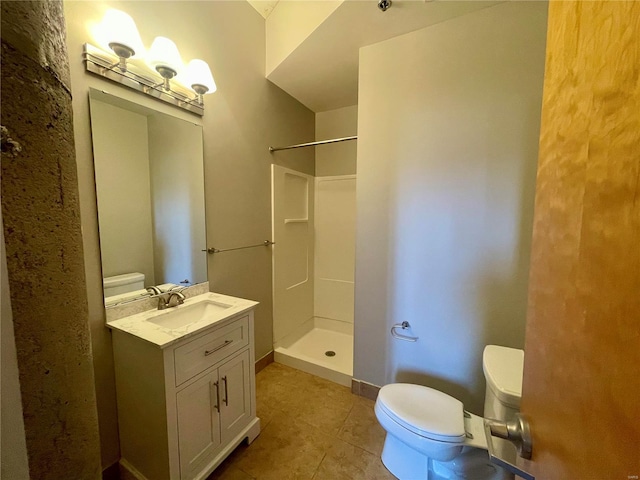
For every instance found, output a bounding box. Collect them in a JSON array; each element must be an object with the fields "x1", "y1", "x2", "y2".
[
  {"x1": 103, "y1": 272, "x2": 145, "y2": 297},
  {"x1": 375, "y1": 345, "x2": 523, "y2": 480},
  {"x1": 103, "y1": 272, "x2": 147, "y2": 306}
]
